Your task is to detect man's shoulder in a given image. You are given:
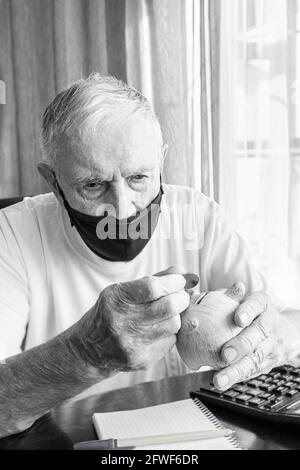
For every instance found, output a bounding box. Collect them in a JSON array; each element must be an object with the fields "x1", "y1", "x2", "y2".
[
  {"x1": 162, "y1": 183, "x2": 218, "y2": 211},
  {"x1": 1, "y1": 192, "x2": 58, "y2": 214},
  {"x1": 0, "y1": 192, "x2": 60, "y2": 234},
  {"x1": 0, "y1": 193, "x2": 61, "y2": 259}
]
